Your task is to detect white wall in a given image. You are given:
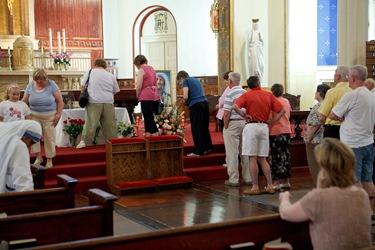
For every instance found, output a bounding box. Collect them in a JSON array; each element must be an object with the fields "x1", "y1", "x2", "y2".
[{"x1": 102, "y1": 0, "x2": 218, "y2": 79}]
